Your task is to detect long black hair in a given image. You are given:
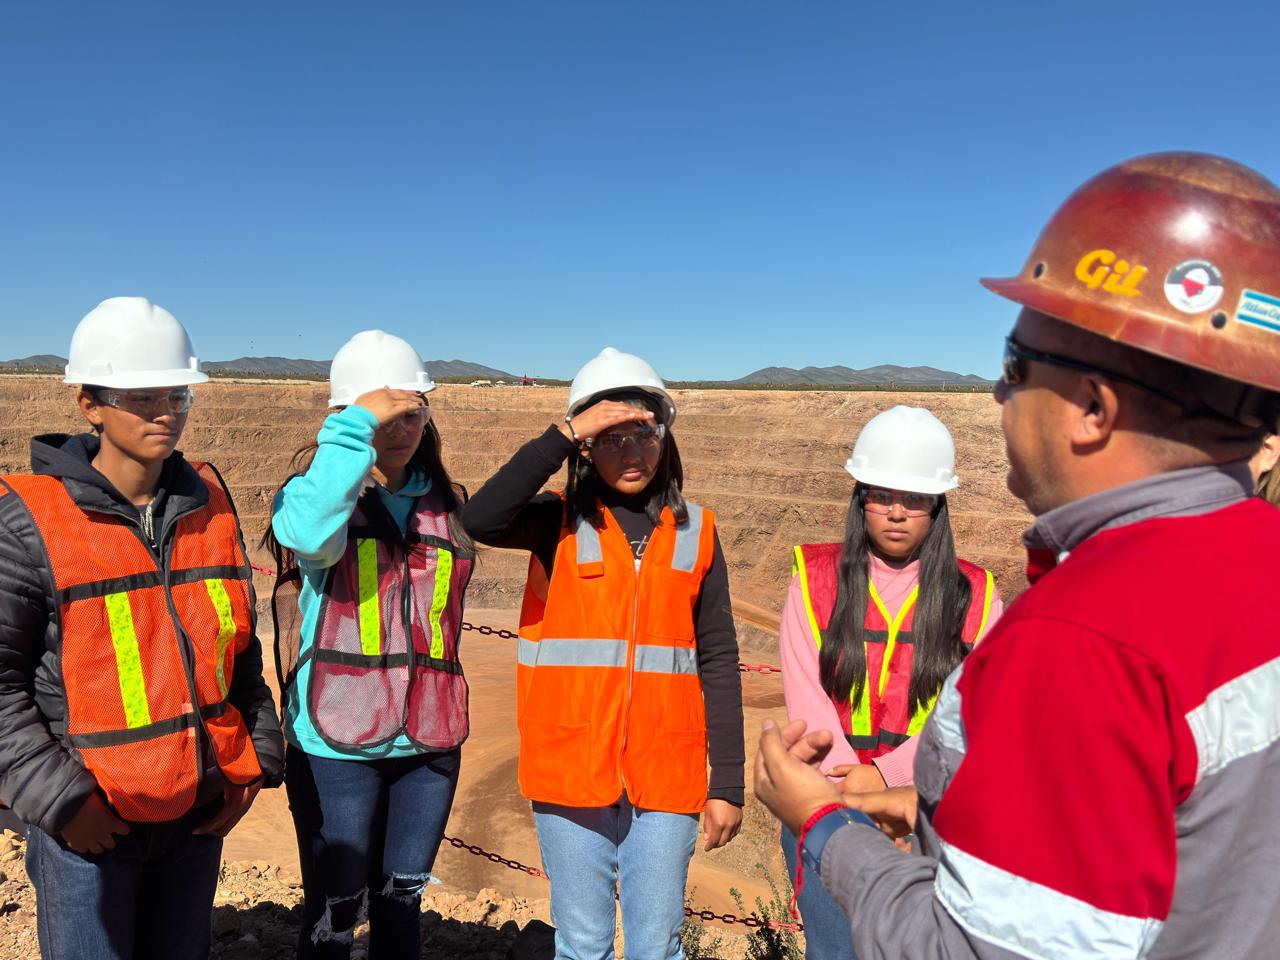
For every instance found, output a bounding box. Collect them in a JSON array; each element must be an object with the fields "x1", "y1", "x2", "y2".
[
  {"x1": 564, "y1": 391, "x2": 688, "y2": 528},
  {"x1": 818, "y1": 484, "x2": 971, "y2": 715},
  {"x1": 260, "y1": 415, "x2": 473, "y2": 573}
]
